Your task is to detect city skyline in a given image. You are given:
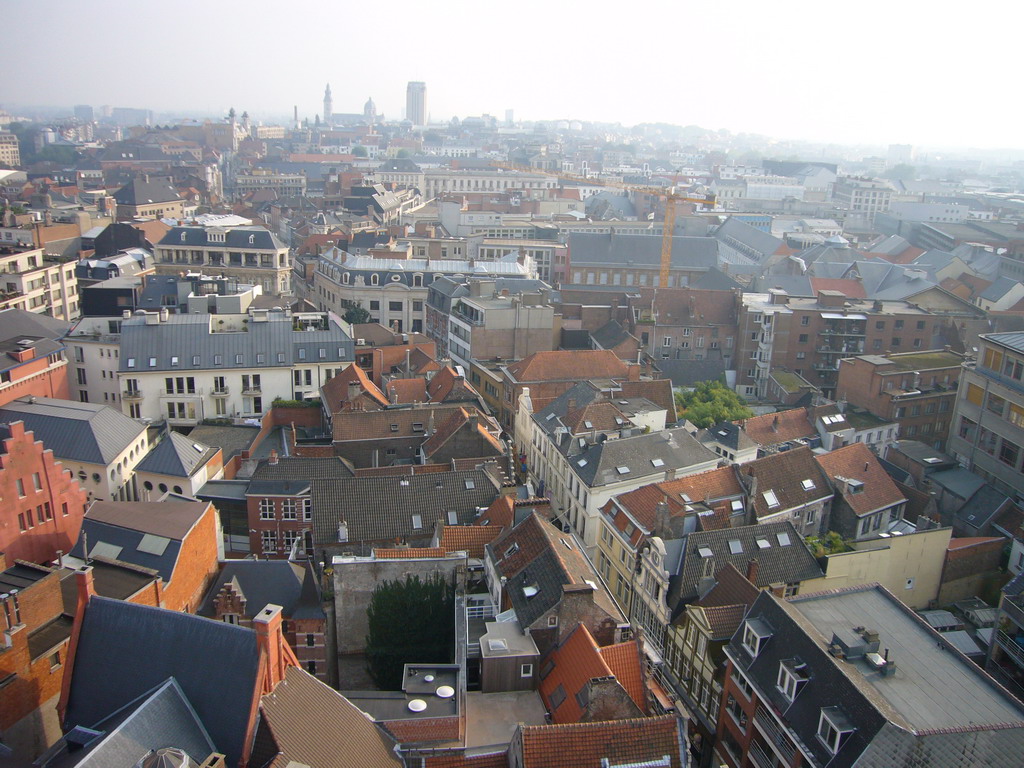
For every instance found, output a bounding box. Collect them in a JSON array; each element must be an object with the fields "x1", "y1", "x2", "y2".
[{"x1": 4, "y1": 0, "x2": 1023, "y2": 151}]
